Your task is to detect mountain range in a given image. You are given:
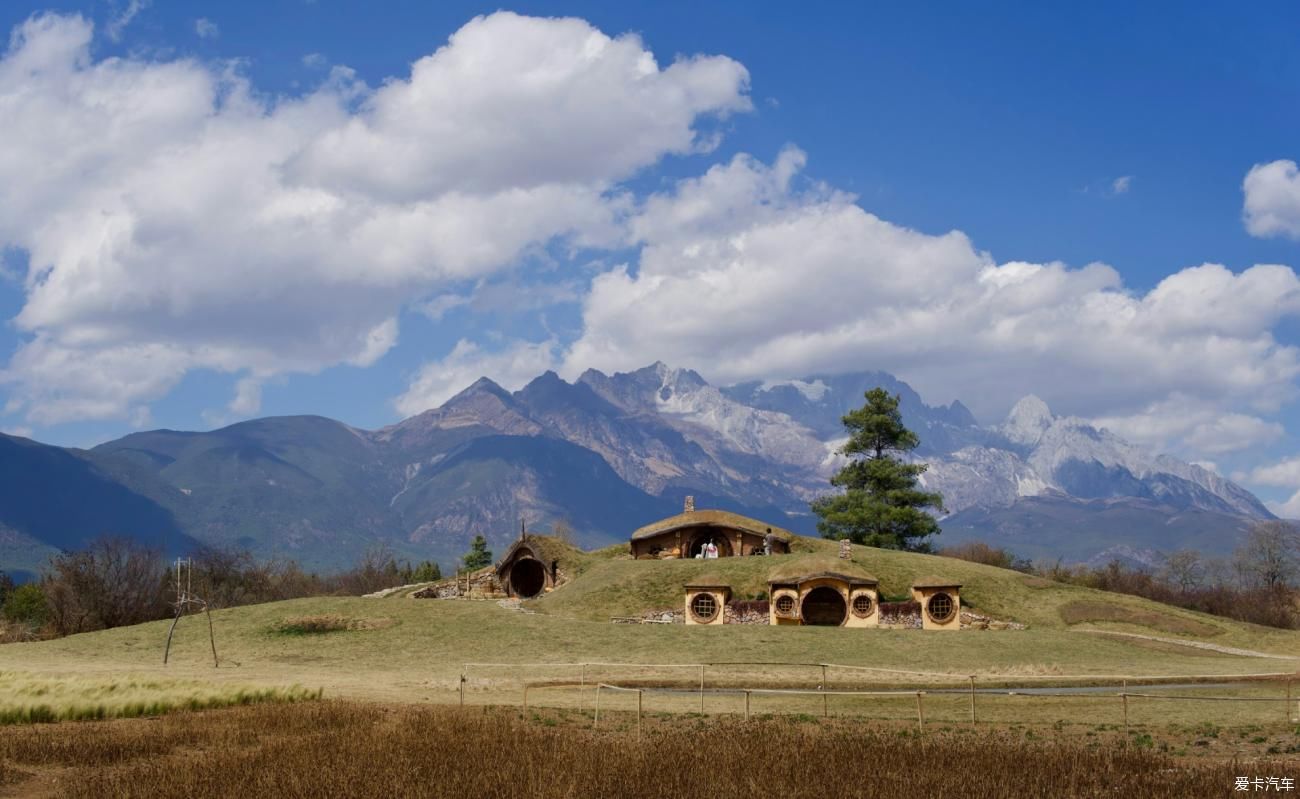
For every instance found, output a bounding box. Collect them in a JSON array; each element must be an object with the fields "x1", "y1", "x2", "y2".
[{"x1": 0, "y1": 362, "x2": 1272, "y2": 575}]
